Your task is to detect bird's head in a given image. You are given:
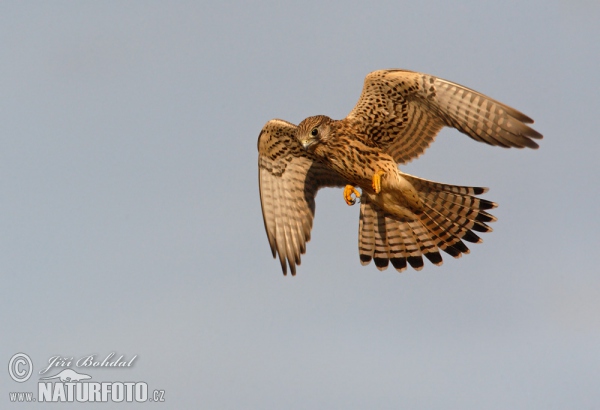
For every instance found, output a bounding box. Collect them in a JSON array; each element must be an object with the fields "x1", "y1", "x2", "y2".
[{"x1": 296, "y1": 115, "x2": 333, "y2": 152}]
